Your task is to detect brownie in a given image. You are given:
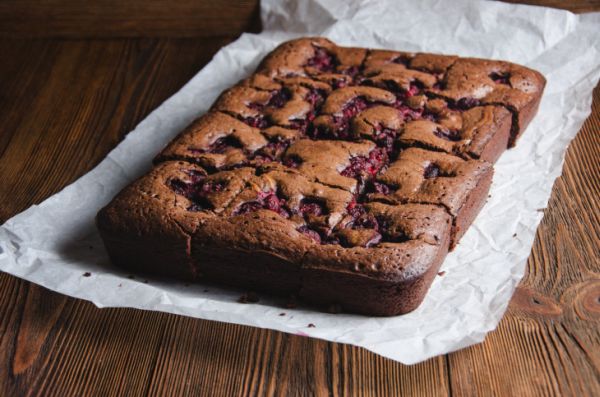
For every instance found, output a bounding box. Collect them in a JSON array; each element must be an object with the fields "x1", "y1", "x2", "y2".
[{"x1": 97, "y1": 38, "x2": 545, "y2": 316}]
